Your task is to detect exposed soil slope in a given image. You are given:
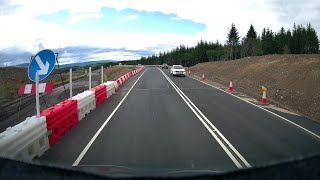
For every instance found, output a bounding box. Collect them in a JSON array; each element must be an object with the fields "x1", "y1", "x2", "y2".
[{"x1": 187, "y1": 54, "x2": 320, "y2": 121}]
